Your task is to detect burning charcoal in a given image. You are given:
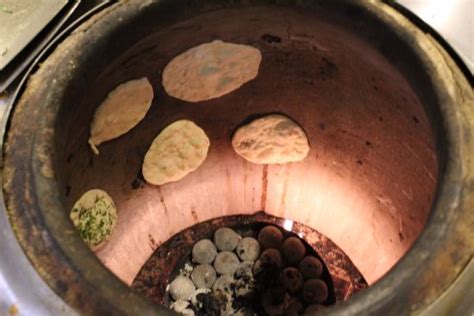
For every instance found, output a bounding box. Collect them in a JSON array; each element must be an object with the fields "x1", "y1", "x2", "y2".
[
  {"x1": 304, "y1": 304, "x2": 325, "y2": 314},
  {"x1": 234, "y1": 278, "x2": 255, "y2": 297},
  {"x1": 196, "y1": 291, "x2": 225, "y2": 316},
  {"x1": 212, "y1": 275, "x2": 234, "y2": 294},
  {"x1": 285, "y1": 298, "x2": 304, "y2": 316},
  {"x1": 253, "y1": 248, "x2": 283, "y2": 277},
  {"x1": 253, "y1": 248, "x2": 284, "y2": 290},
  {"x1": 169, "y1": 276, "x2": 196, "y2": 301},
  {"x1": 259, "y1": 248, "x2": 283, "y2": 268},
  {"x1": 234, "y1": 262, "x2": 256, "y2": 297},
  {"x1": 235, "y1": 261, "x2": 254, "y2": 279},
  {"x1": 191, "y1": 288, "x2": 211, "y2": 307},
  {"x1": 298, "y1": 256, "x2": 323, "y2": 279},
  {"x1": 192, "y1": 239, "x2": 217, "y2": 264},
  {"x1": 258, "y1": 225, "x2": 284, "y2": 249},
  {"x1": 214, "y1": 251, "x2": 240, "y2": 275},
  {"x1": 212, "y1": 277, "x2": 234, "y2": 314},
  {"x1": 281, "y1": 237, "x2": 305, "y2": 264},
  {"x1": 191, "y1": 264, "x2": 217, "y2": 288},
  {"x1": 281, "y1": 267, "x2": 304, "y2": 293},
  {"x1": 214, "y1": 227, "x2": 242, "y2": 251},
  {"x1": 231, "y1": 283, "x2": 258, "y2": 316},
  {"x1": 236, "y1": 237, "x2": 261, "y2": 261},
  {"x1": 302, "y1": 279, "x2": 328, "y2": 304},
  {"x1": 234, "y1": 306, "x2": 256, "y2": 316},
  {"x1": 261, "y1": 287, "x2": 287, "y2": 316}
]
